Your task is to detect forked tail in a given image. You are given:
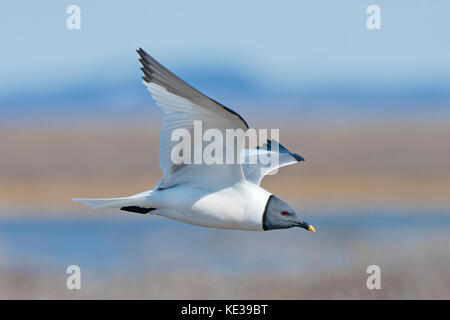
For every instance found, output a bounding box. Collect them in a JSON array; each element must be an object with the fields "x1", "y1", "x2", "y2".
[{"x1": 72, "y1": 190, "x2": 155, "y2": 214}]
